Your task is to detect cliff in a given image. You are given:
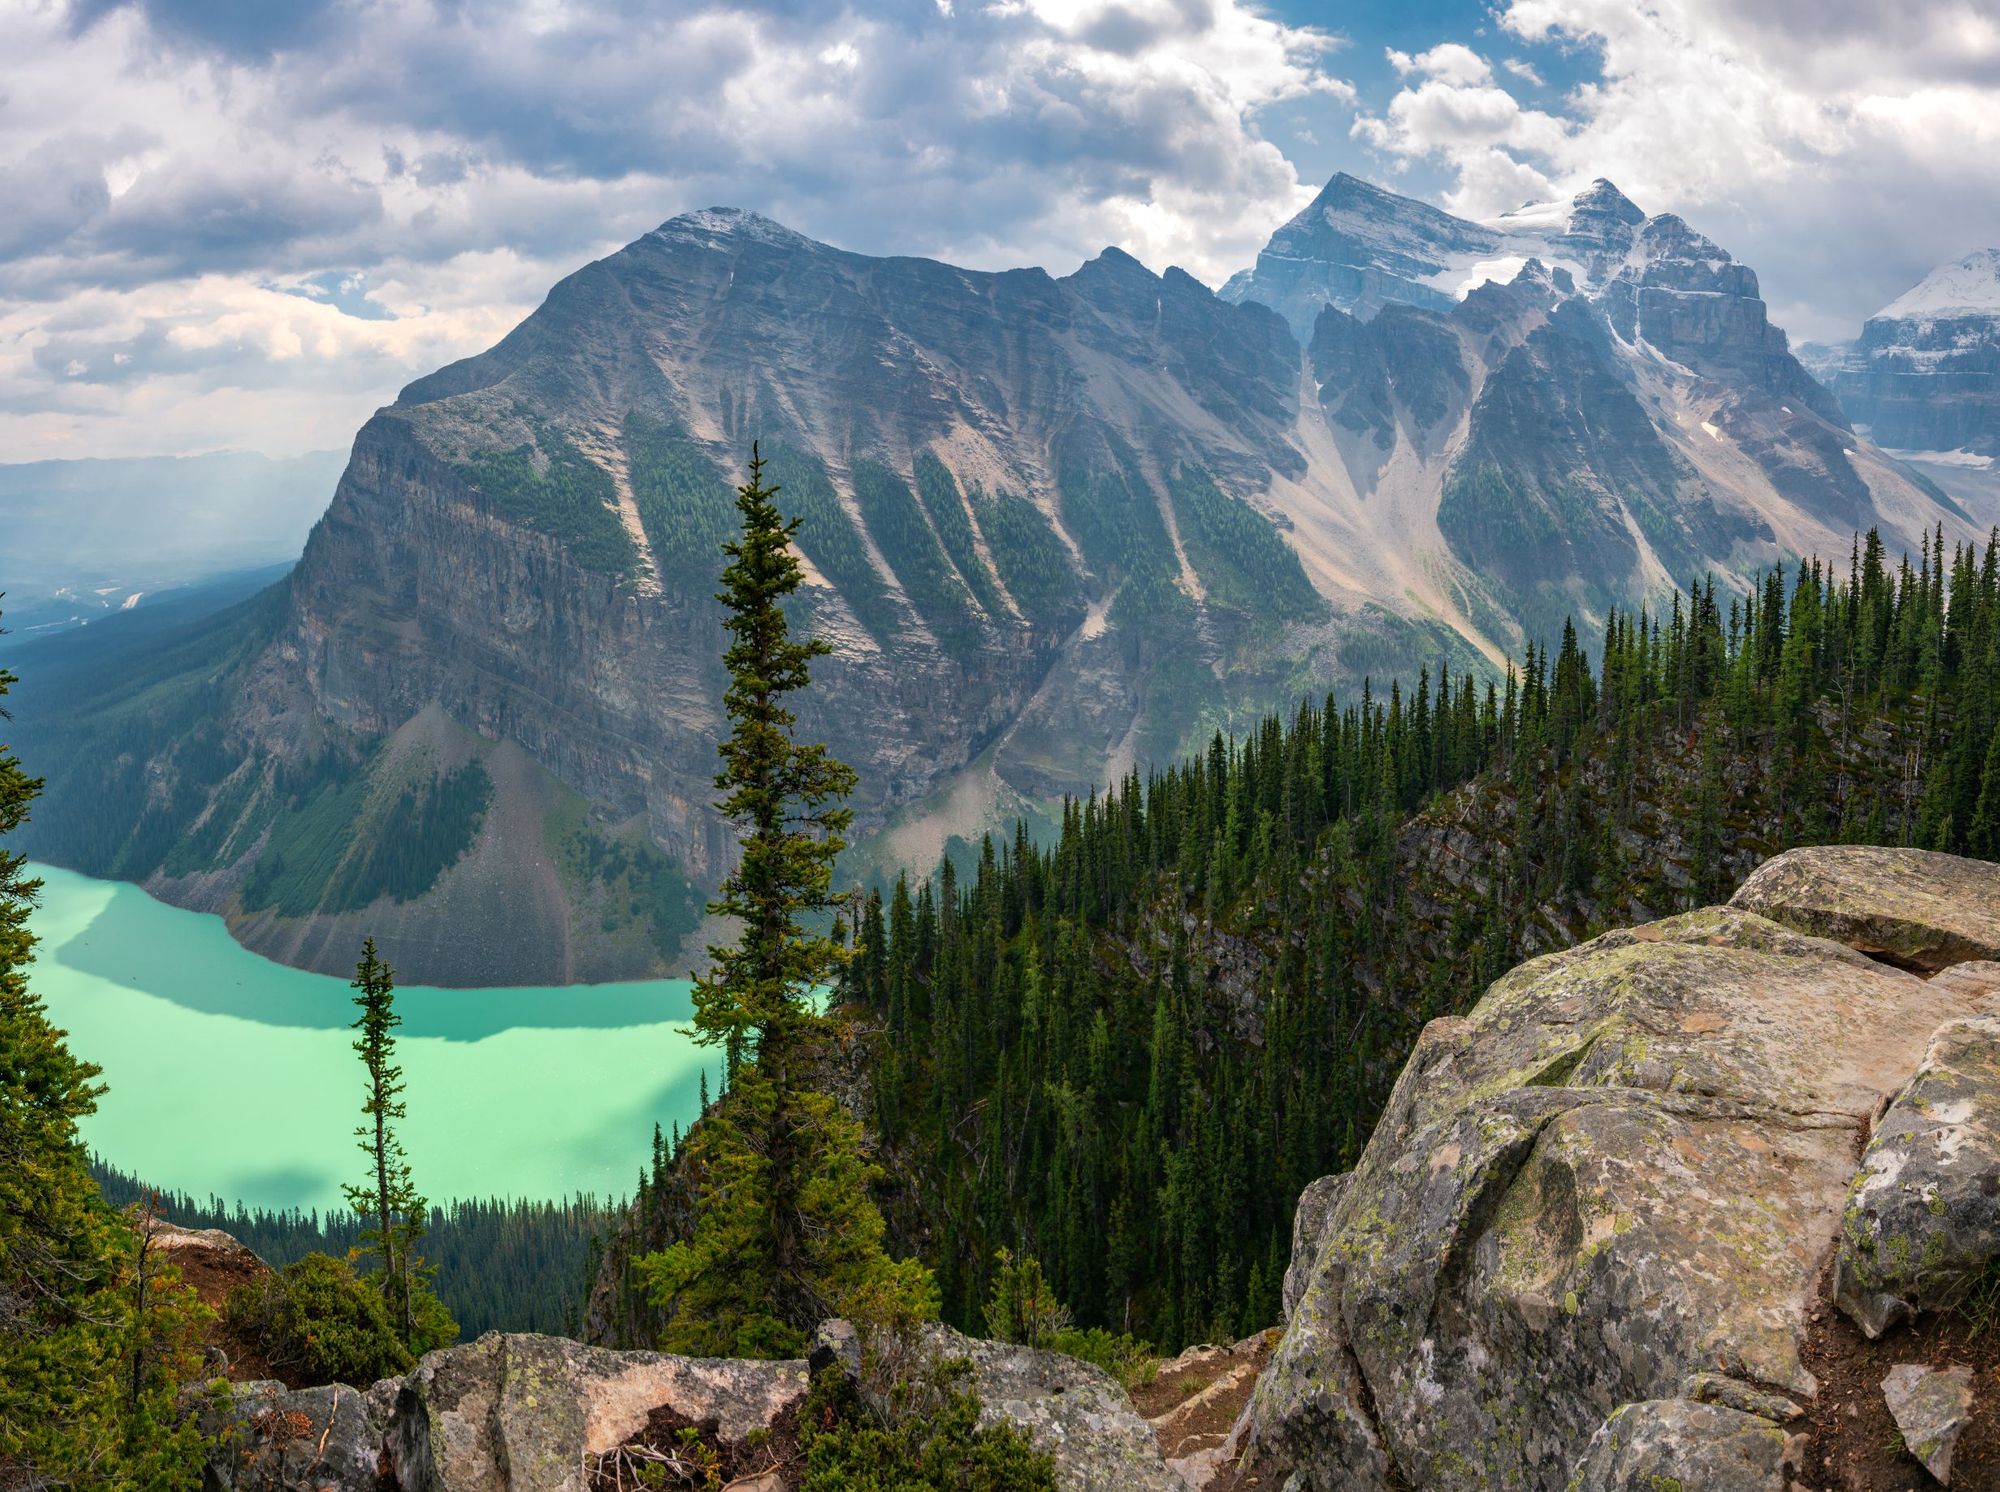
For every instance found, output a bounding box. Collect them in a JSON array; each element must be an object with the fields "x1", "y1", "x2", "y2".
[{"x1": 1235, "y1": 845, "x2": 2000, "y2": 1490}]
